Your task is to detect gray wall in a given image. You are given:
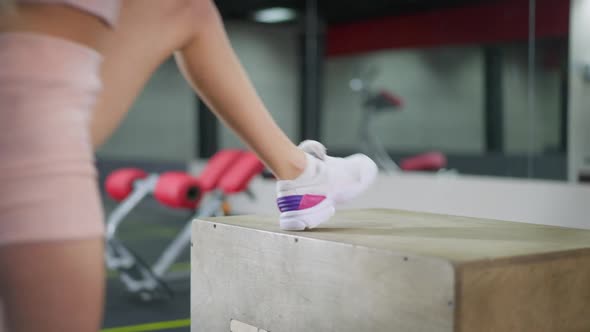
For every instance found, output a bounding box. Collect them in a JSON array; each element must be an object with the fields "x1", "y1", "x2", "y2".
[
  {"x1": 322, "y1": 47, "x2": 485, "y2": 153},
  {"x1": 503, "y1": 44, "x2": 561, "y2": 154},
  {"x1": 98, "y1": 22, "x2": 299, "y2": 161},
  {"x1": 220, "y1": 22, "x2": 300, "y2": 149},
  {"x1": 97, "y1": 59, "x2": 196, "y2": 162},
  {"x1": 322, "y1": 44, "x2": 563, "y2": 155}
]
